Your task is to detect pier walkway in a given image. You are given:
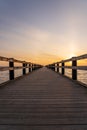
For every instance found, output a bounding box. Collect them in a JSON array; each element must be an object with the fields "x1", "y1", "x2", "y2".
[{"x1": 0, "y1": 67, "x2": 87, "y2": 130}]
